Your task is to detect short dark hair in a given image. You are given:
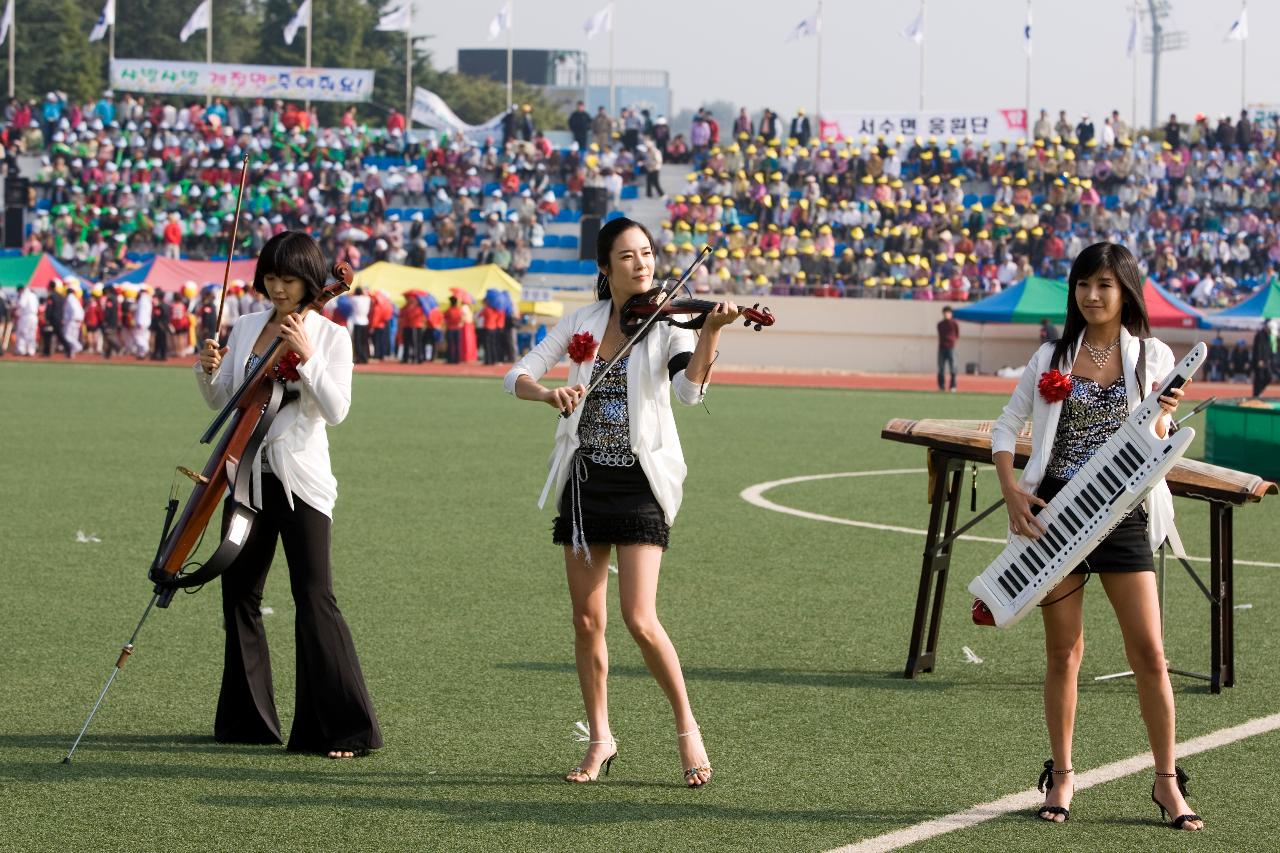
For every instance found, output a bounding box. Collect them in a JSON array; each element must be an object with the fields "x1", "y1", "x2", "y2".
[
  {"x1": 942, "y1": 306, "x2": 953, "y2": 315},
  {"x1": 252, "y1": 231, "x2": 327, "y2": 303},
  {"x1": 595, "y1": 216, "x2": 656, "y2": 300}
]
